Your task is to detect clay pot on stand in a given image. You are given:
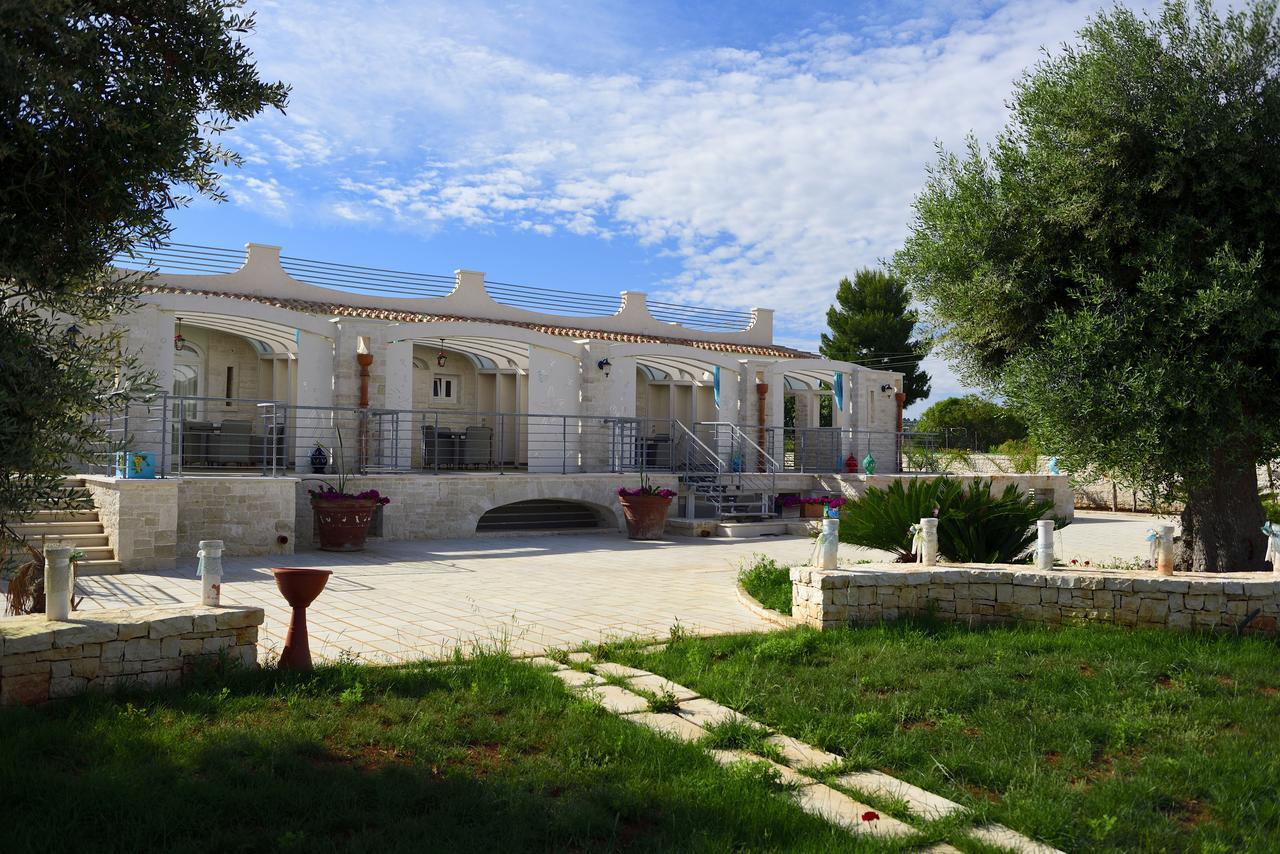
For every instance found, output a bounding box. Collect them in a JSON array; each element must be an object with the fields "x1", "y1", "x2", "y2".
[
  {"x1": 311, "y1": 496, "x2": 379, "y2": 551},
  {"x1": 618, "y1": 494, "x2": 672, "y2": 540},
  {"x1": 272, "y1": 567, "x2": 332, "y2": 671}
]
